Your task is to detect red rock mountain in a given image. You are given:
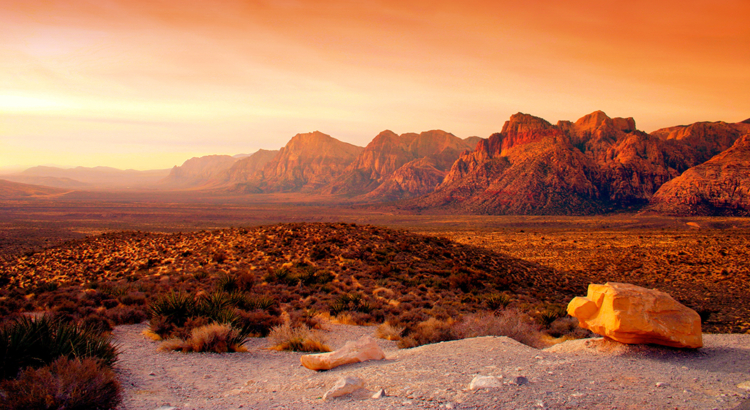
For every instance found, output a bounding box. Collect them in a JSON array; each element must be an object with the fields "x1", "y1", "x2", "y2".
[
  {"x1": 160, "y1": 155, "x2": 237, "y2": 189},
  {"x1": 237, "y1": 131, "x2": 364, "y2": 193},
  {"x1": 203, "y1": 149, "x2": 279, "y2": 191},
  {"x1": 646, "y1": 134, "x2": 750, "y2": 216},
  {"x1": 324, "y1": 130, "x2": 477, "y2": 199},
  {"x1": 417, "y1": 111, "x2": 748, "y2": 215}
]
